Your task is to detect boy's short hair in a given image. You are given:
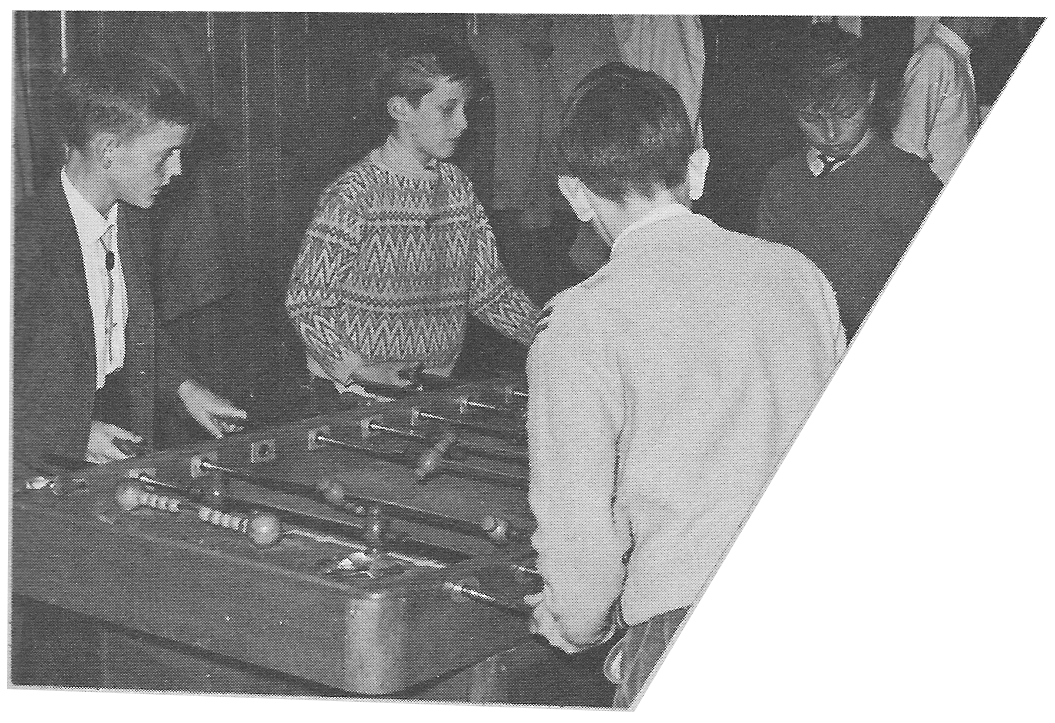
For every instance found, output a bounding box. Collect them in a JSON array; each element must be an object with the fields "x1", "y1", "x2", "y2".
[
  {"x1": 57, "y1": 51, "x2": 197, "y2": 151},
  {"x1": 783, "y1": 23, "x2": 877, "y2": 114},
  {"x1": 560, "y1": 62, "x2": 693, "y2": 202},
  {"x1": 375, "y1": 35, "x2": 479, "y2": 118}
]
